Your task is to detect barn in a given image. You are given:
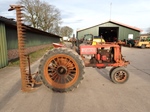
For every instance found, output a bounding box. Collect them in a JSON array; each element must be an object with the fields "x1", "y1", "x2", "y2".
[
  {"x1": 0, "y1": 16, "x2": 61, "y2": 69},
  {"x1": 76, "y1": 20, "x2": 142, "y2": 42}
]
